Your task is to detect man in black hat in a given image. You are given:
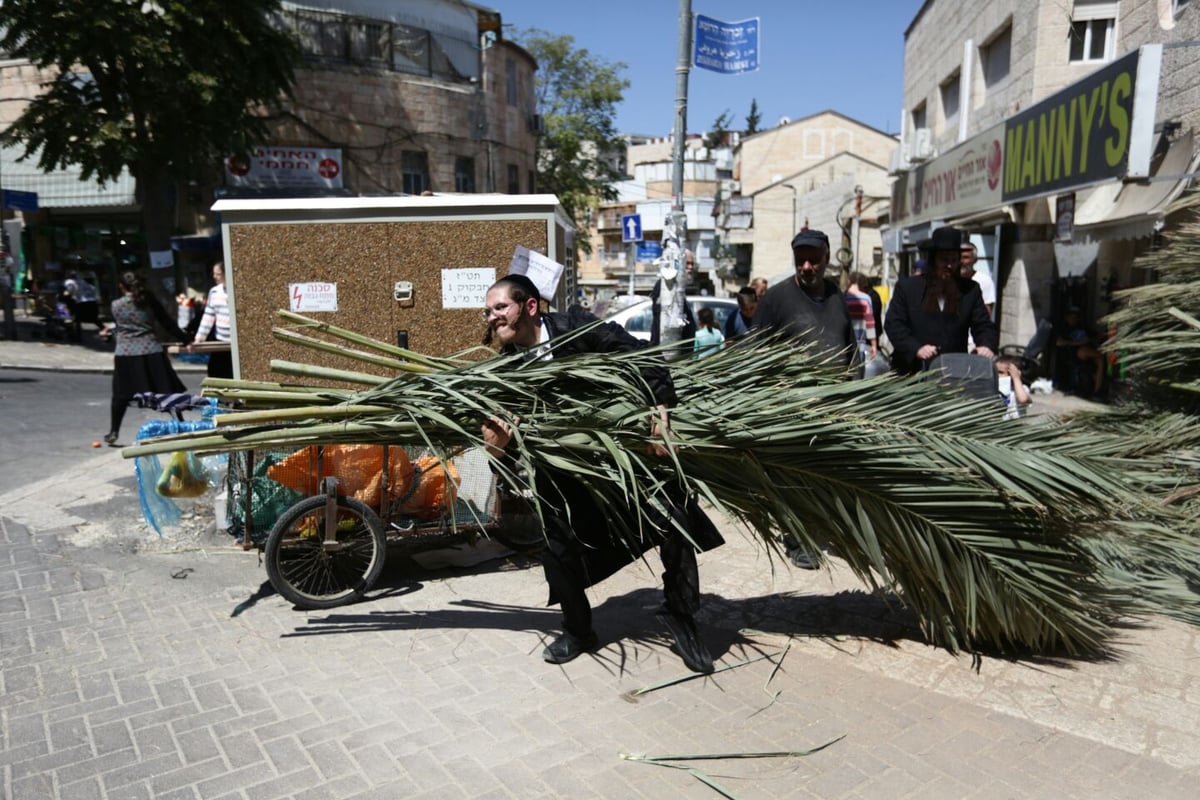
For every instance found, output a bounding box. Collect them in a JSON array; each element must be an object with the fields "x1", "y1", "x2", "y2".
[
  {"x1": 480, "y1": 273, "x2": 724, "y2": 673},
  {"x1": 884, "y1": 226, "x2": 997, "y2": 375},
  {"x1": 751, "y1": 229, "x2": 857, "y2": 368}
]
